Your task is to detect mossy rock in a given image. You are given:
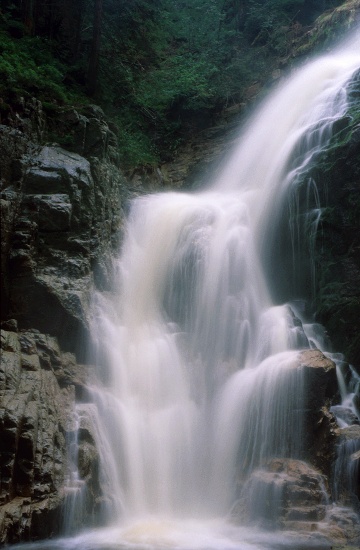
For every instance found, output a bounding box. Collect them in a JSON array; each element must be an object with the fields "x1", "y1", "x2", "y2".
[{"x1": 294, "y1": 0, "x2": 360, "y2": 57}]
